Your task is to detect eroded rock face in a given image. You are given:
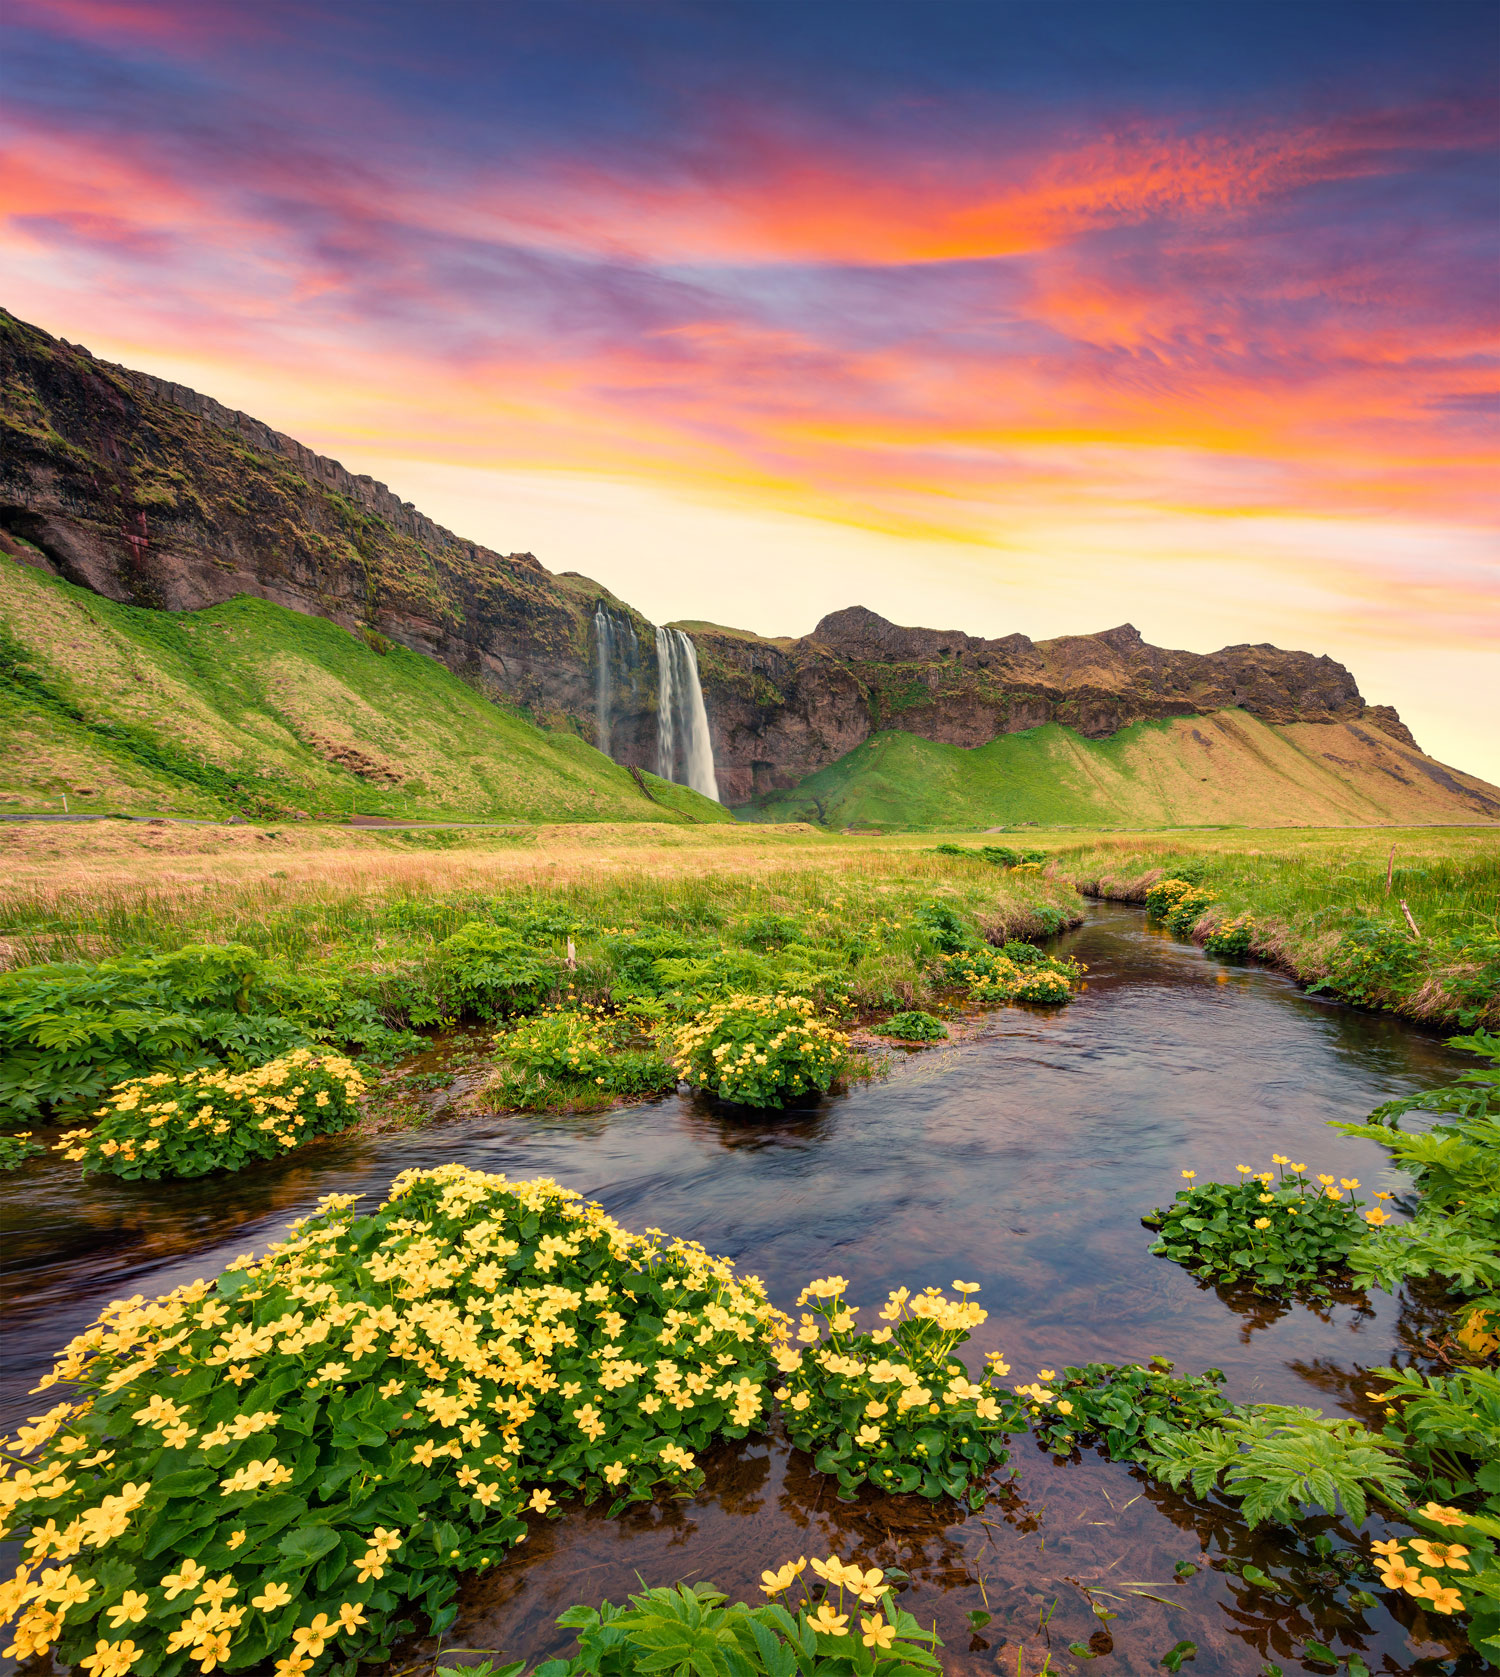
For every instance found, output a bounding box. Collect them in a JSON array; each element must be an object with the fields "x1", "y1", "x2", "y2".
[
  {"x1": 692, "y1": 606, "x2": 1416, "y2": 805},
  {"x1": 2, "y1": 310, "x2": 1419, "y2": 806}
]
